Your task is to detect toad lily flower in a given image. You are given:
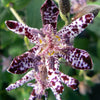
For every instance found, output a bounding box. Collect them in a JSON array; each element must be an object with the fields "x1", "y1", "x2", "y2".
[{"x1": 5, "y1": 0, "x2": 94, "y2": 100}]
